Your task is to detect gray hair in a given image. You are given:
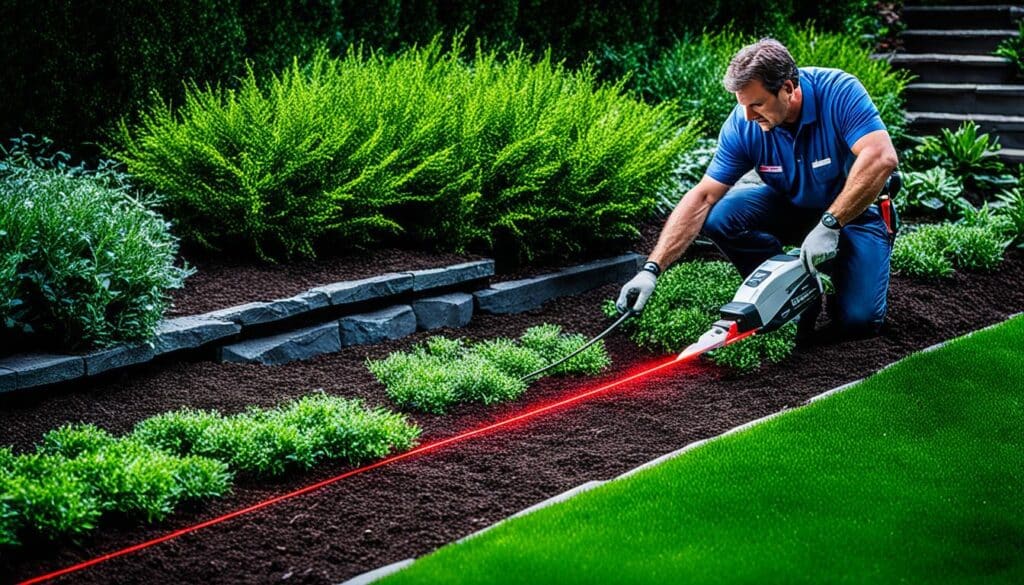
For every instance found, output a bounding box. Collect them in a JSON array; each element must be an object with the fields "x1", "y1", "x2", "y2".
[{"x1": 723, "y1": 38, "x2": 799, "y2": 94}]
